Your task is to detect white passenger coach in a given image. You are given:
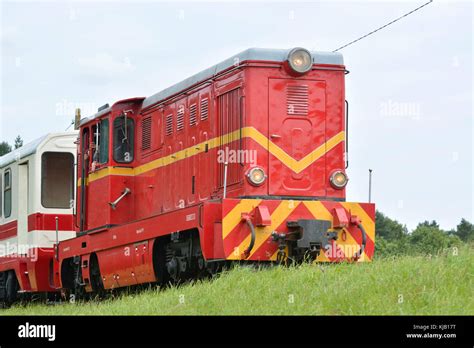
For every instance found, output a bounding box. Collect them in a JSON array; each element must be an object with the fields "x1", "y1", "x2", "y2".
[{"x1": 0, "y1": 132, "x2": 77, "y2": 302}]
